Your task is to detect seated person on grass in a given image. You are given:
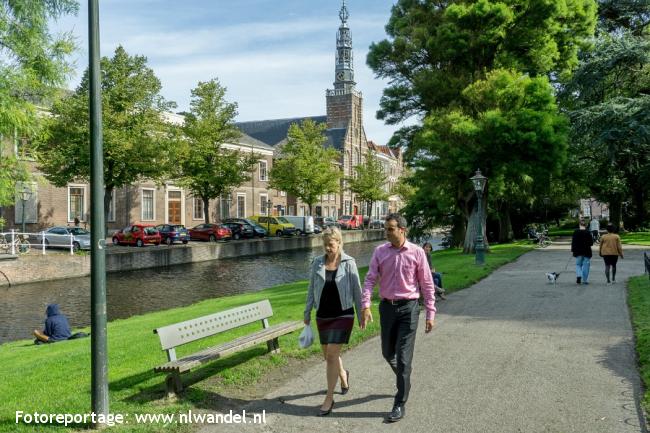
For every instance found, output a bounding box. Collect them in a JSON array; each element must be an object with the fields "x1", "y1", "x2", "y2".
[{"x1": 33, "y1": 304, "x2": 73, "y2": 344}]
